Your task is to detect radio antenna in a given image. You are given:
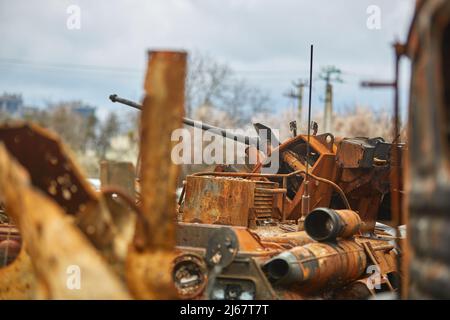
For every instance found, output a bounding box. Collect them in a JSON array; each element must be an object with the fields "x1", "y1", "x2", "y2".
[{"x1": 300, "y1": 44, "x2": 314, "y2": 229}]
